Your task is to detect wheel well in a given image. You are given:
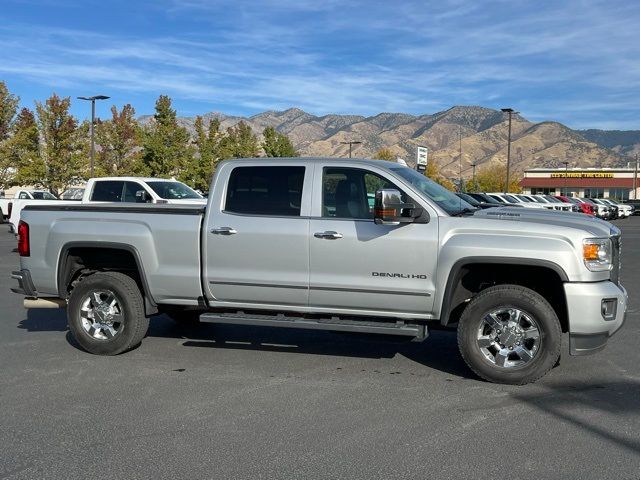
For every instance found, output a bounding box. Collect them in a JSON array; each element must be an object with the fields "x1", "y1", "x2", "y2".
[
  {"x1": 443, "y1": 263, "x2": 568, "y2": 333},
  {"x1": 58, "y1": 246, "x2": 157, "y2": 315}
]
